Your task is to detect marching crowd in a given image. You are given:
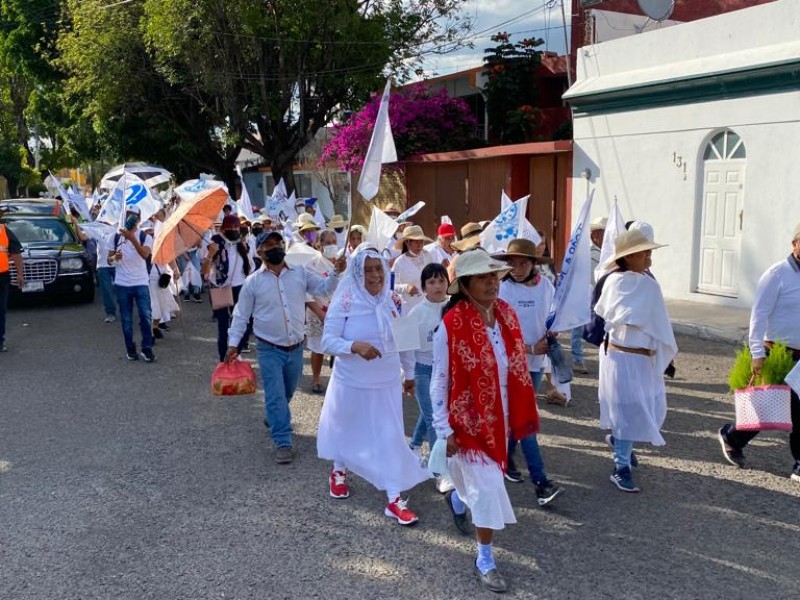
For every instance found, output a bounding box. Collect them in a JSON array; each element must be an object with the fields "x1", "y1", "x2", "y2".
[{"x1": 3, "y1": 194, "x2": 798, "y2": 594}]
